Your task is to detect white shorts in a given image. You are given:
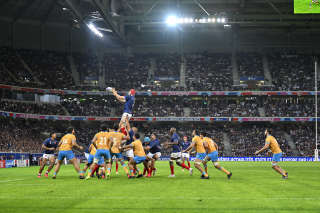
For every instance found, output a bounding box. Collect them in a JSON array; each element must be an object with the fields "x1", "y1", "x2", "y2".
[
  {"x1": 43, "y1": 154, "x2": 55, "y2": 160},
  {"x1": 121, "y1": 113, "x2": 132, "y2": 122},
  {"x1": 182, "y1": 153, "x2": 190, "y2": 159},
  {"x1": 84, "y1": 153, "x2": 89, "y2": 160},
  {"x1": 125, "y1": 149, "x2": 134, "y2": 158},
  {"x1": 147, "y1": 152, "x2": 161, "y2": 159},
  {"x1": 170, "y1": 152, "x2": 182, "y2": 159}
]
